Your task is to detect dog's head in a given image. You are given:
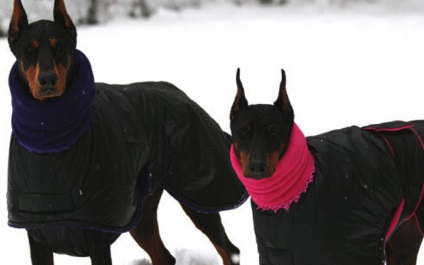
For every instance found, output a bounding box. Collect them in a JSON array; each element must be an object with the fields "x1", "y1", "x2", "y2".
[
  {"x1": 230, "y1": 69, "x2": 294, "y2": 179},
  {"x1": 8, "y1": 0, "x2": 77, "y2": 100}
]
